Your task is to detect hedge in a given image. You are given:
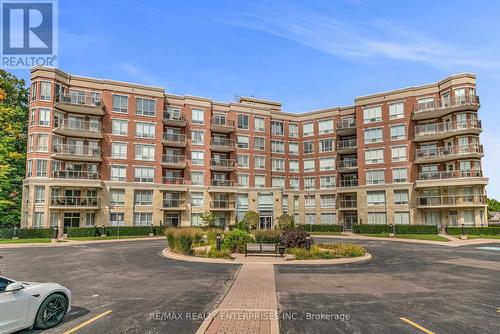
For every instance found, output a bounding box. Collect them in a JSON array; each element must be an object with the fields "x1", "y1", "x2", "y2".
[
  {"x1": 0, "y1": 228, "x2": 52, "y2": 239},
  {"x1": 67, "y1": 226, "x2": 165, "y2": 237},
  {"x1": 446, "y1": 227, "x2": 500, "y2": 235},
  {"x1": 303, "y1": 224, "x2": 343, "y2": 232},
  {"x1": 353, "y1": 225, "x2": 438, "y2": 234}
]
